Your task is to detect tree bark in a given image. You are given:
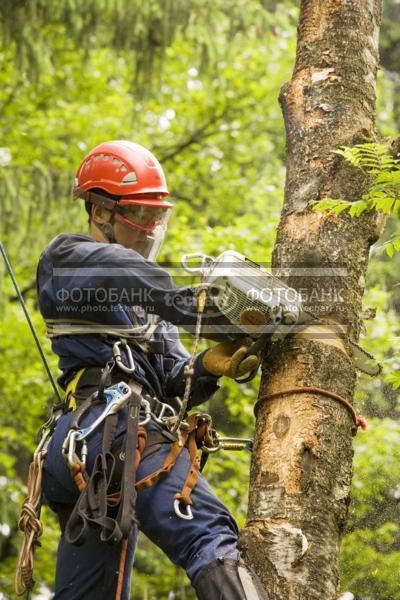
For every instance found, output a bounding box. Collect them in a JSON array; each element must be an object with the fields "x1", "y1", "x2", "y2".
[{"x1": 240, "y1": 2, "x2": 385, "y2": 599}]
